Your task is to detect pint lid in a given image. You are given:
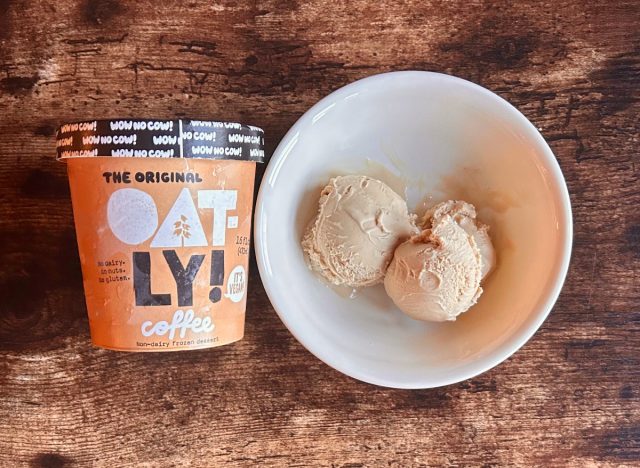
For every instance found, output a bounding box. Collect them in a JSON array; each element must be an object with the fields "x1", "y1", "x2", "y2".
[{"x1": 56, "y1": 119, "x2": 265, "y2": 163}]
